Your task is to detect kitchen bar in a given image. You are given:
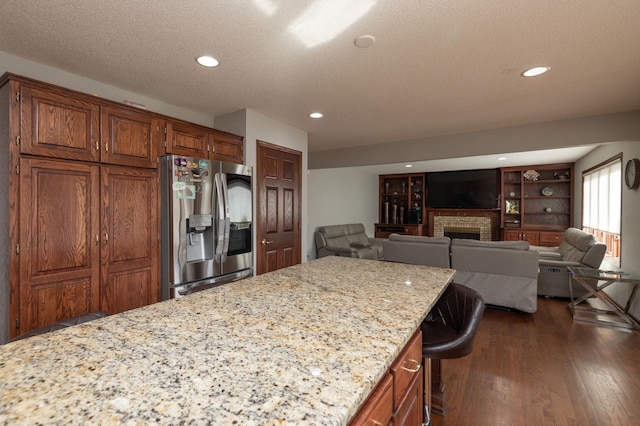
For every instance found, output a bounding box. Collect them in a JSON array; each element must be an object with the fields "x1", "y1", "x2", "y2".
[{"x1": 0, "y1": 257, "x2": 454, "y2": 424}]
